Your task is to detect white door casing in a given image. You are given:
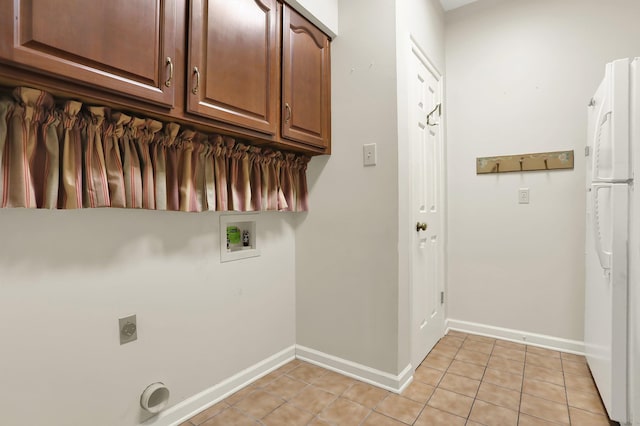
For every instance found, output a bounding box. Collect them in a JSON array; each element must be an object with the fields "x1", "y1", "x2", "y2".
[{"x1": 409, "y1": 42, "x2": 445, "y2": 369}]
